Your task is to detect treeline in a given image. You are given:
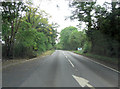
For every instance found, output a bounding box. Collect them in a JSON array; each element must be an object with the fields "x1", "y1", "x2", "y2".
[
  {"x1": 57, "y1": 1, "x2": 120, "y2": 58},
  {"x1": 2, "y1": 2, "x2": 58, "y2": 59},
  {"x1": 57, "y1": 26, "x2": 87, "y2": 51}
]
